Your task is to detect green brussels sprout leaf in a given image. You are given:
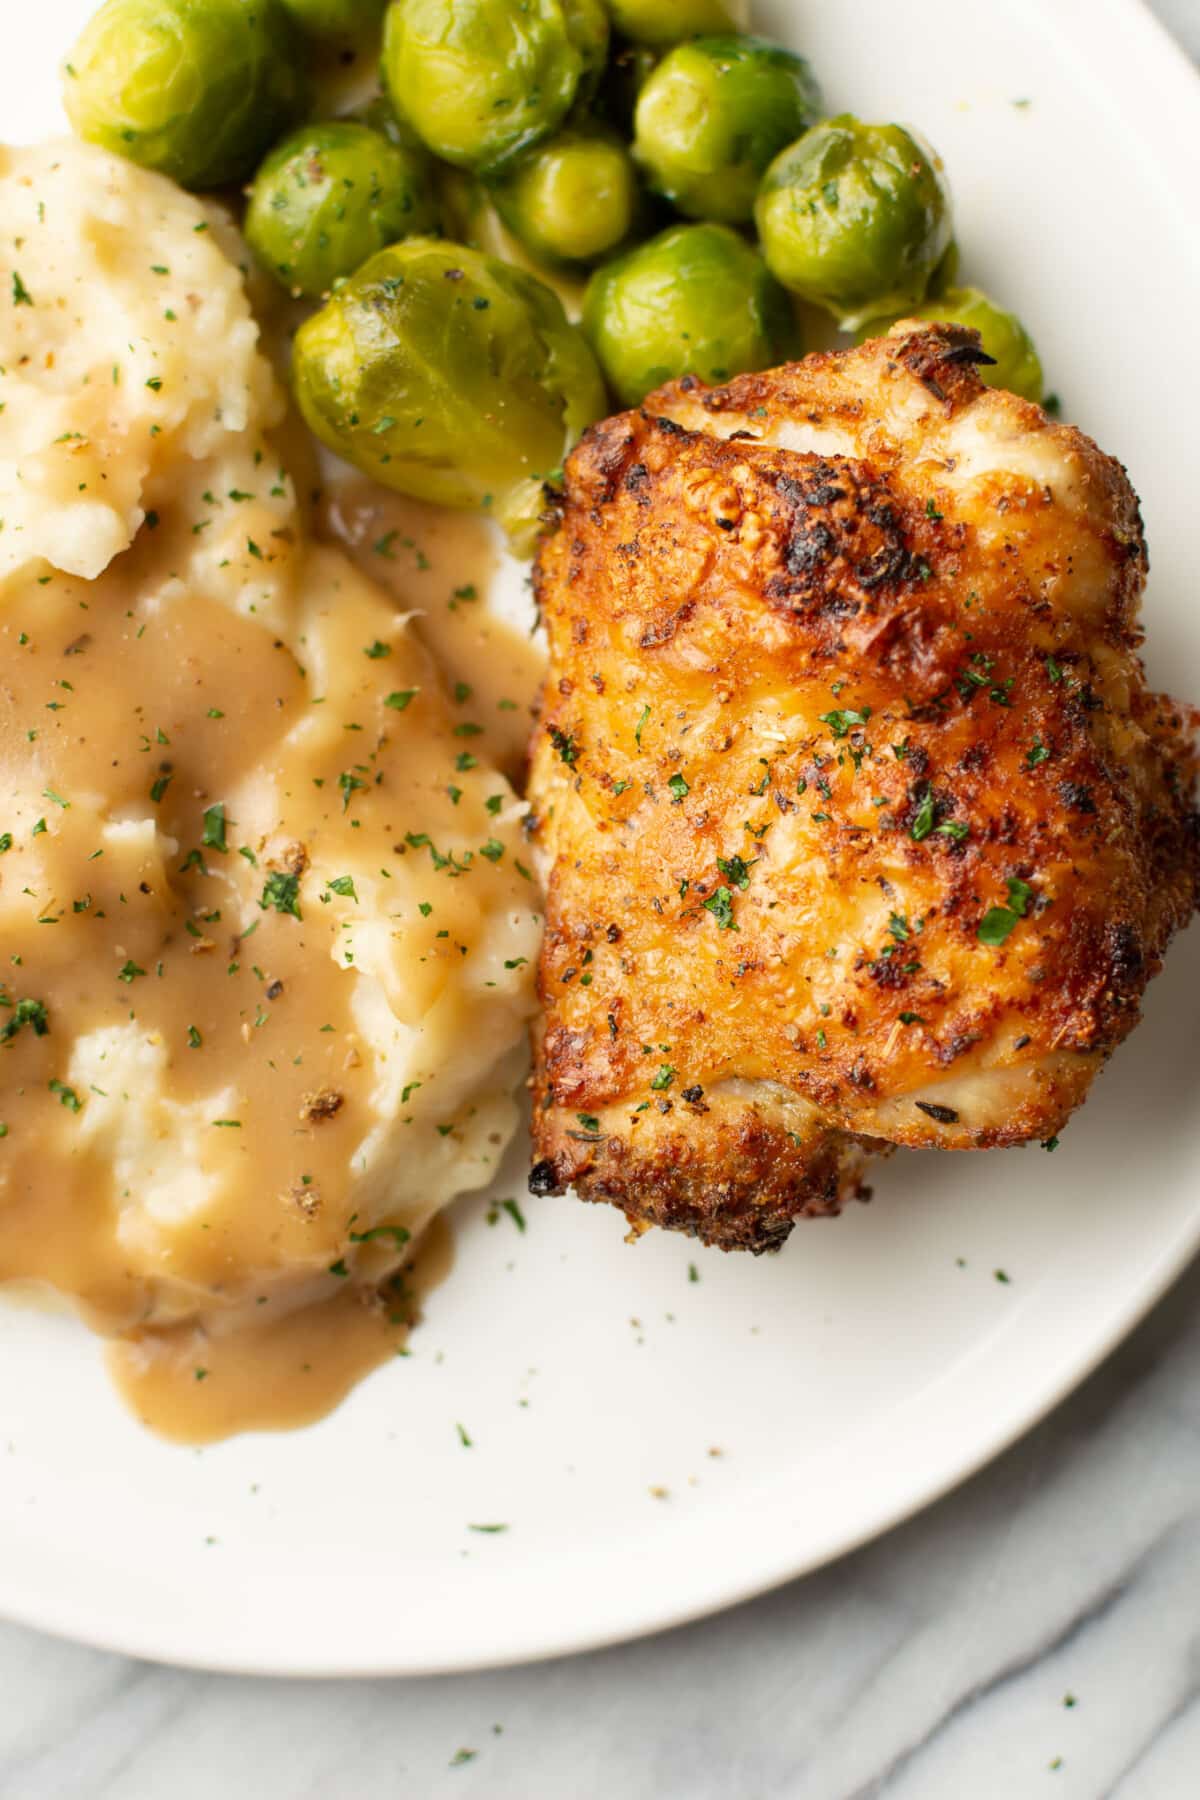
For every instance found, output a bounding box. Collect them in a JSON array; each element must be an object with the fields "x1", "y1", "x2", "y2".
[
  {"x1": 755, "y1": 115, "x2": 952, "y2": 329},
  {"x1": 246, "y1": 122, "x2": 438, "y2": 298},
  {"x1": 583, "y1": 221, "x2": 798, "y2": 407},
  {"x1": 293, "y1": 238, "x2": 606, "y2": 552},
  {"x1": 63, "y1": 0, "x2": 309, "y2": 191}
]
